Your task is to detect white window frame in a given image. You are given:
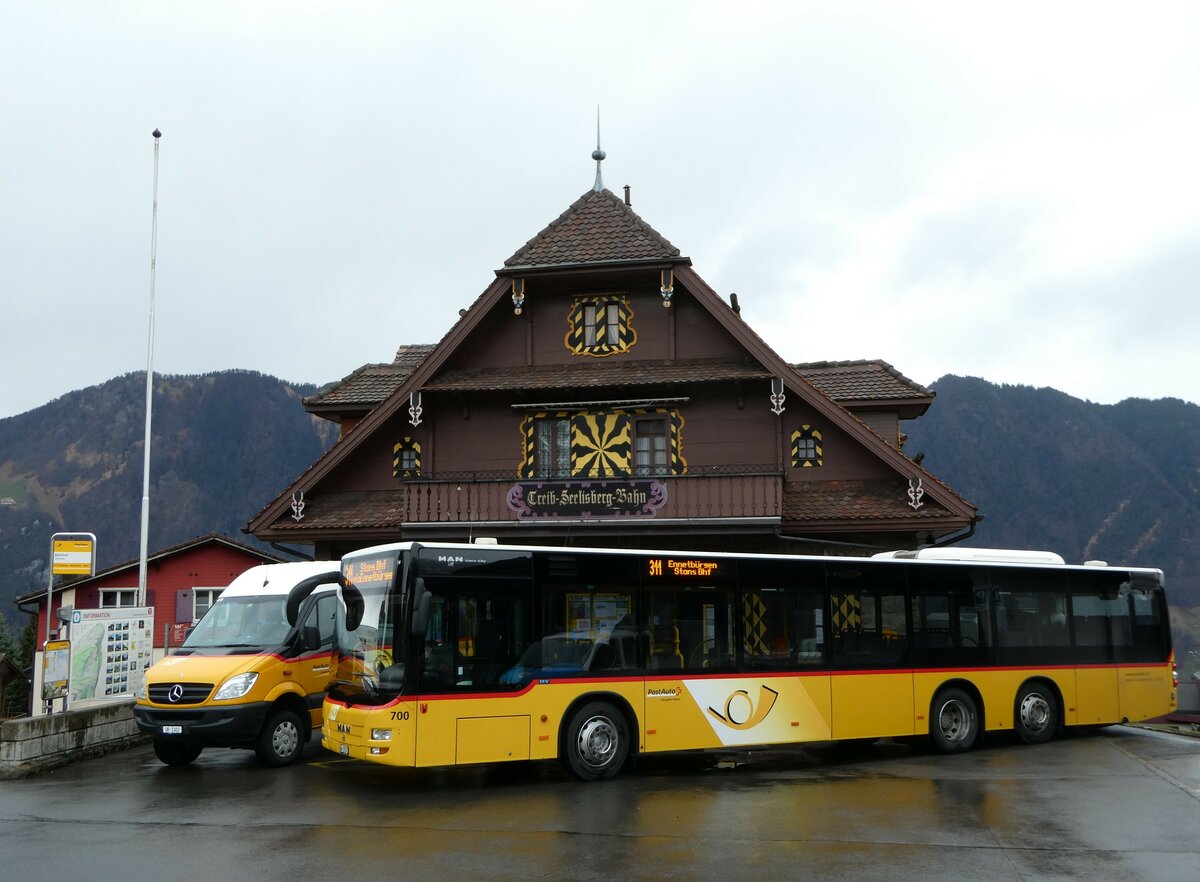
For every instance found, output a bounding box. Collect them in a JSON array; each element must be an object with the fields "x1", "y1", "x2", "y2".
[
  {"x1": 100, "y1": 588, "x2": 137, "y2": 608},
  {"x1": 193, "y1": 587, "x2": 224, "y2": 622}
]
